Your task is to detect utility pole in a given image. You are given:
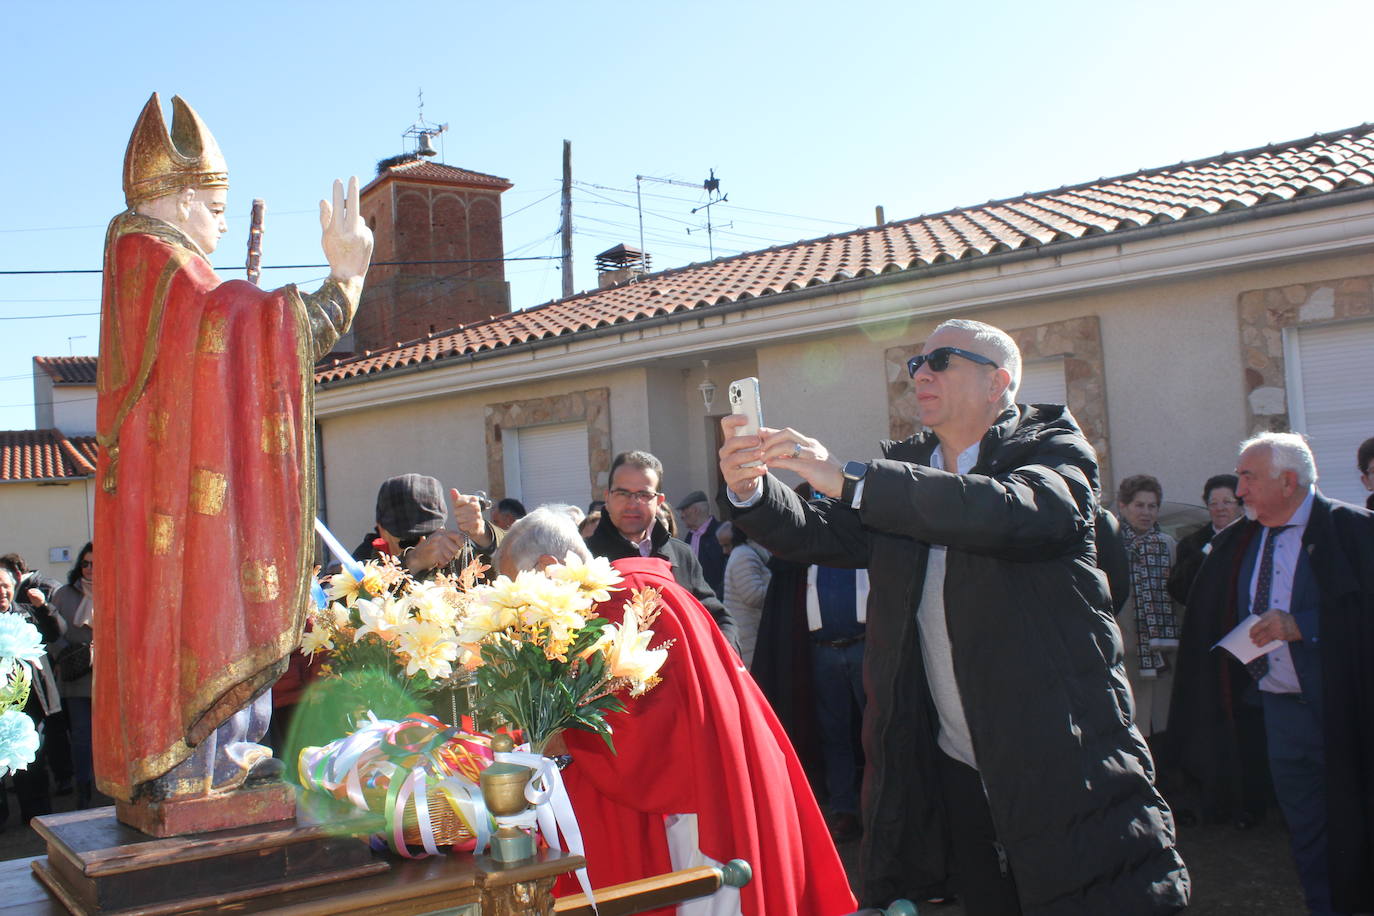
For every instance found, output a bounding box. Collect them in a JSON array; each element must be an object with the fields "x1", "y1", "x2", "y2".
[{"x1": 561, "y1": 140, "x2": 573, "y2": 299}]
